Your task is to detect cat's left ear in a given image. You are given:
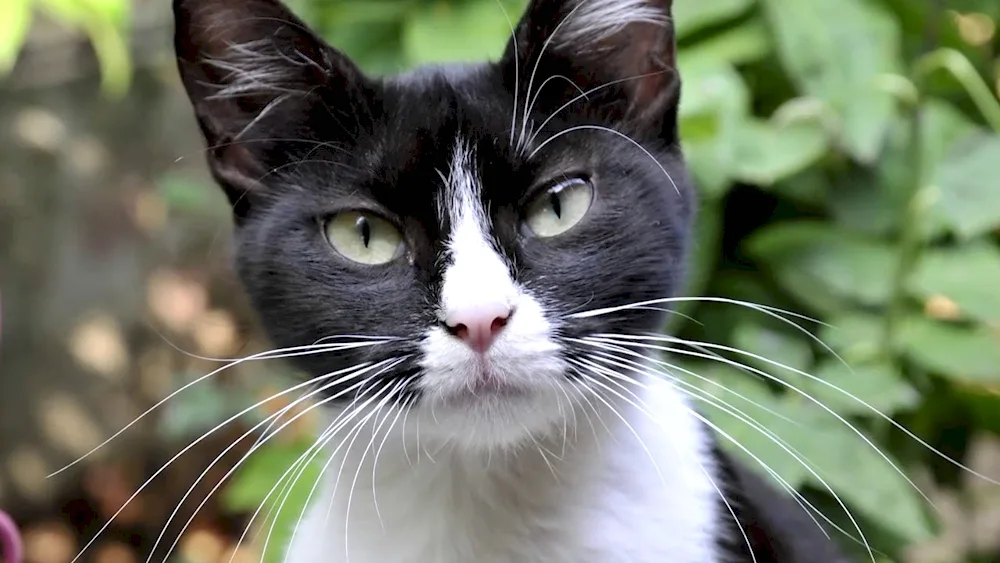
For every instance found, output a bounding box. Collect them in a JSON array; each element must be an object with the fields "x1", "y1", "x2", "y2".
[
  {"x1": 173, "y1": 0, "x2": 373, "y2": 220},
  {"x1": 502, "y1": 0, "x2": 678, "y2": 137}
]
